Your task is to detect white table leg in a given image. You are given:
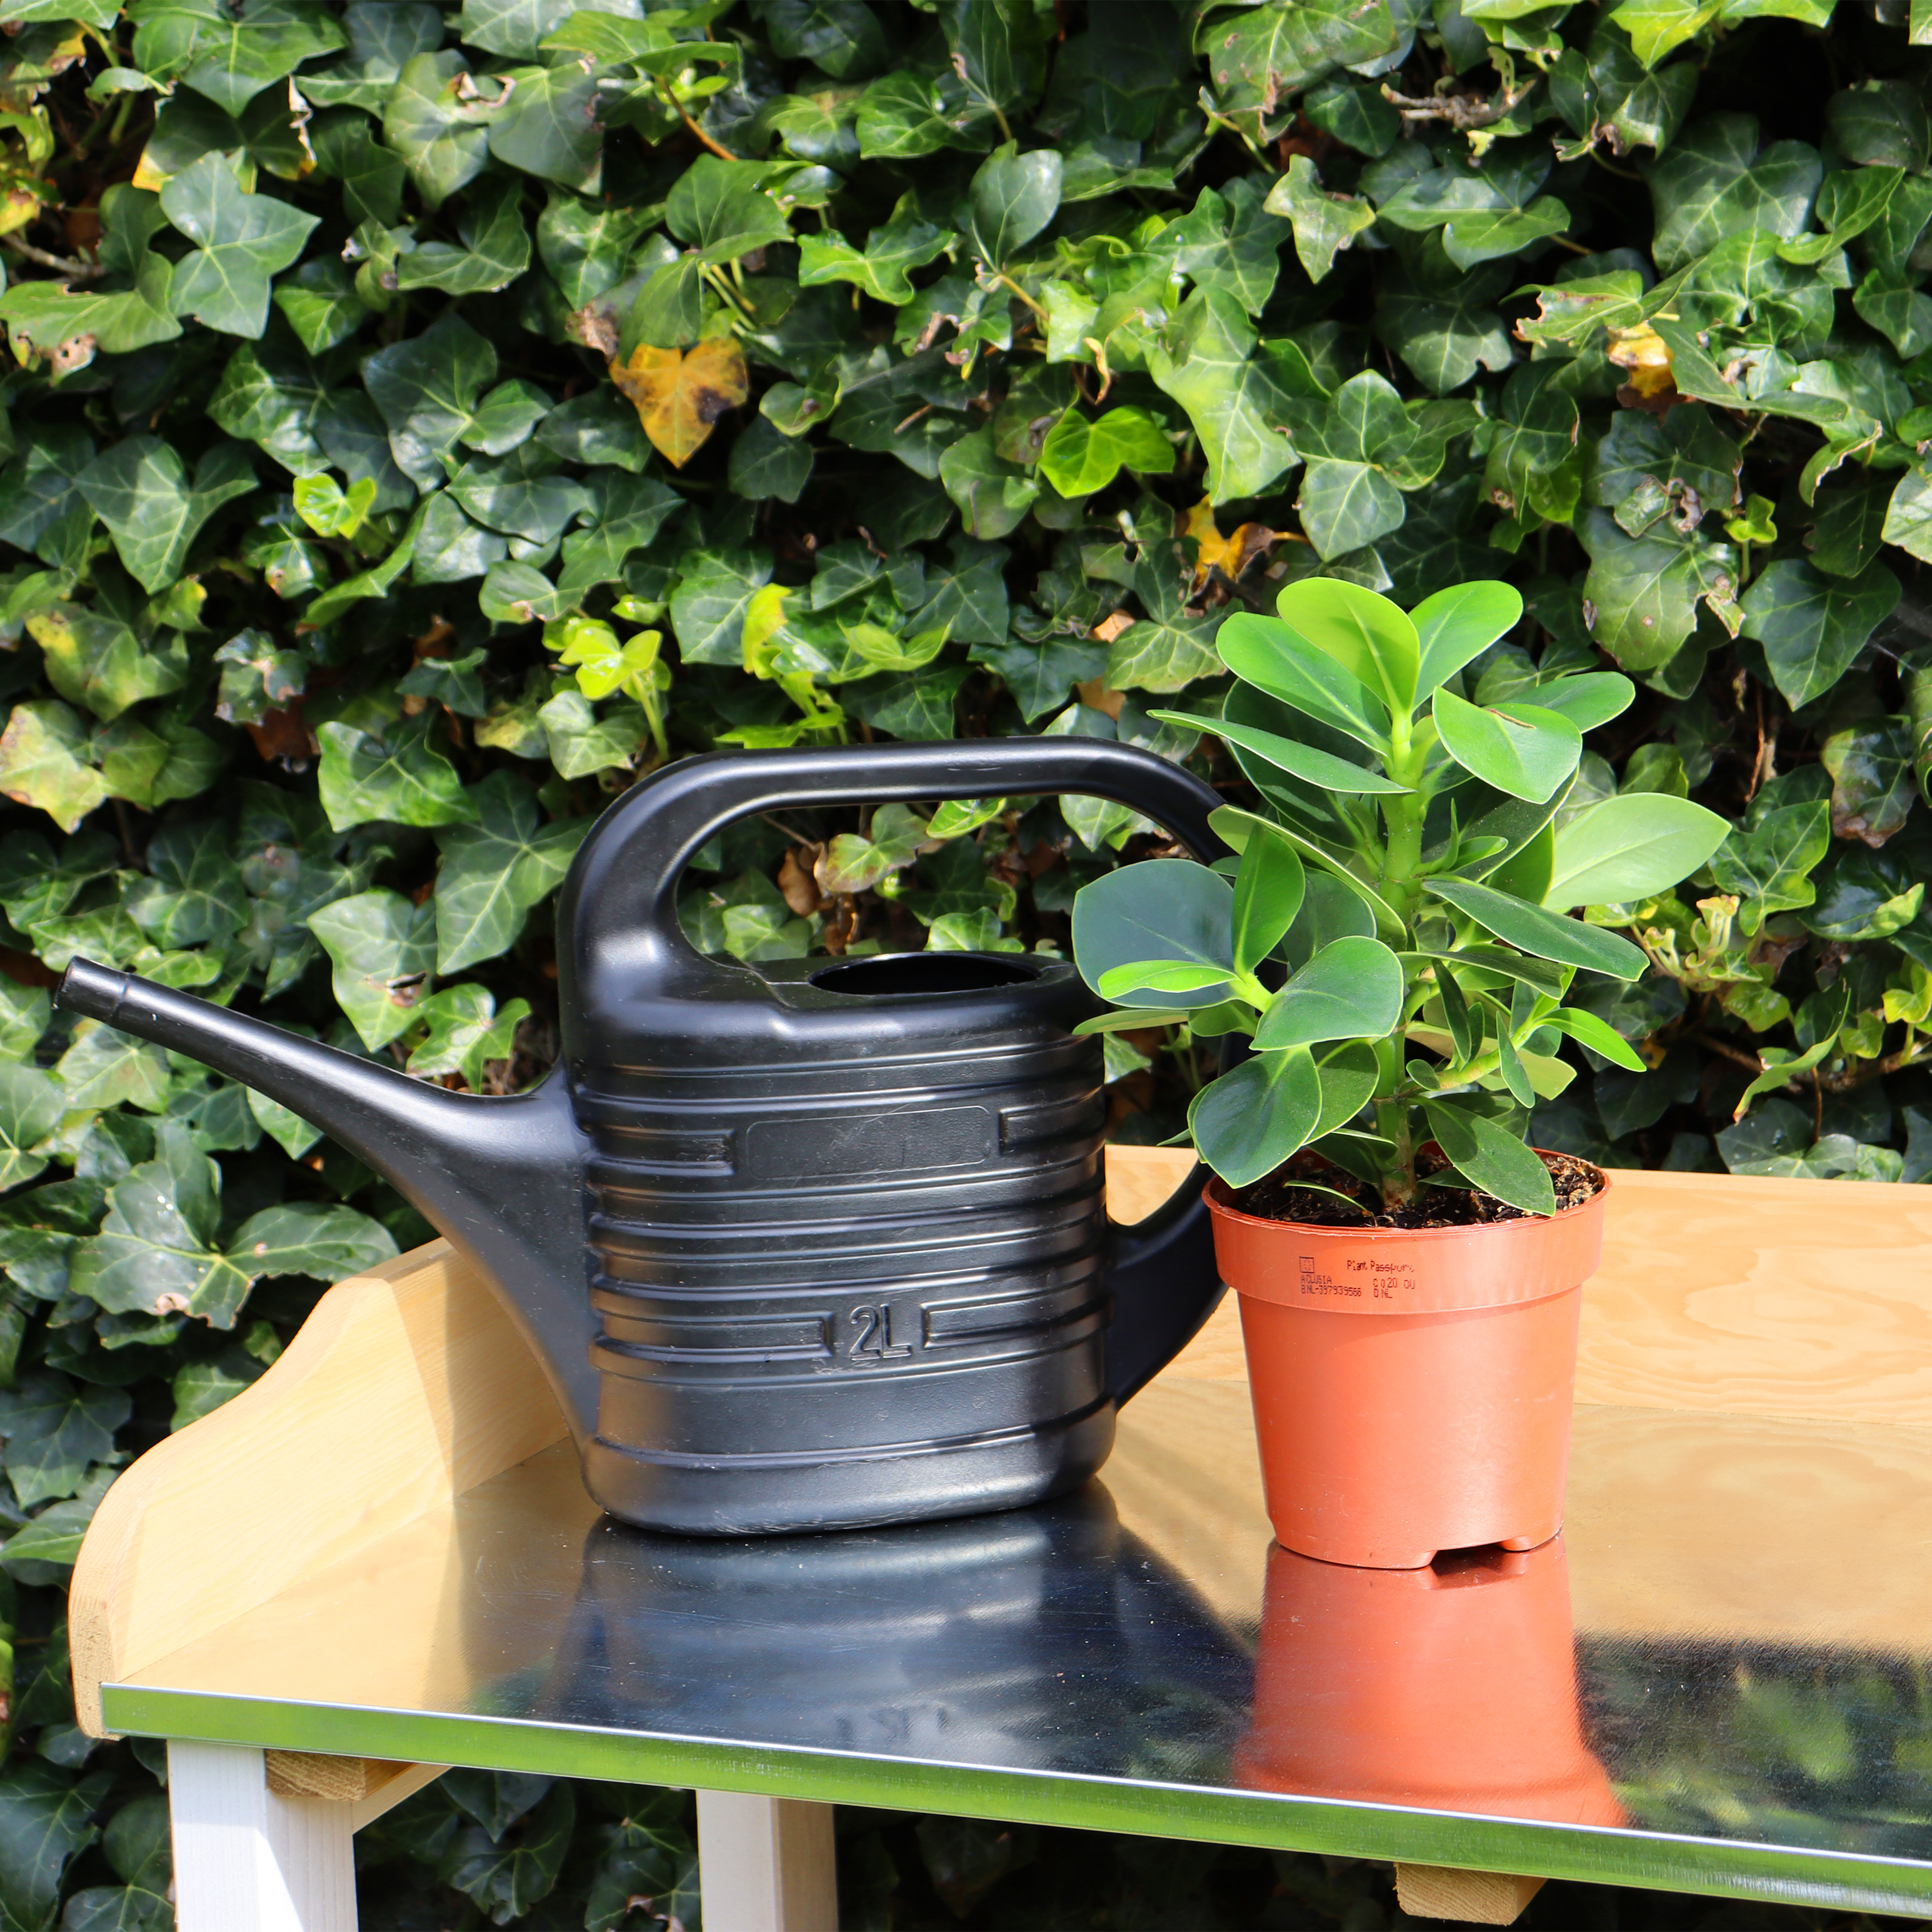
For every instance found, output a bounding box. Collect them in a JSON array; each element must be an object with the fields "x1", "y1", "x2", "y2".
[
  {"x1": 696, "y1": 1790, "x2": 837, "y2": 1932},
  {"x1": 169, "y1": 1741, "x2": 357, "y2": 1932}
]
